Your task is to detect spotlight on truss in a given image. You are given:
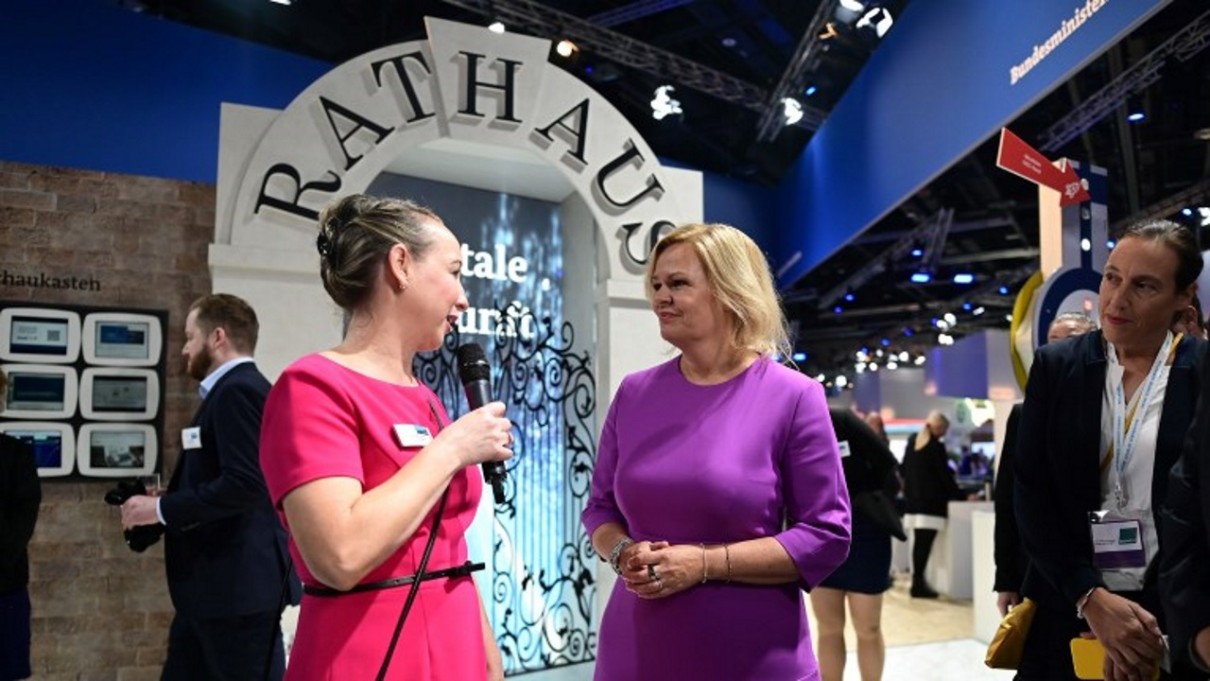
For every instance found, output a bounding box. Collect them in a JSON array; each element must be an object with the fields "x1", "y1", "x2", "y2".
[
  {"x1": 857, "y1": 7, "x2": 894, "y2": 38},
  {"x1": 782, "y1": 97, "x2": 804, "y2": 126},
  {"x1": 651, "y1": 85, "x2": 683, "y2": 121}
]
